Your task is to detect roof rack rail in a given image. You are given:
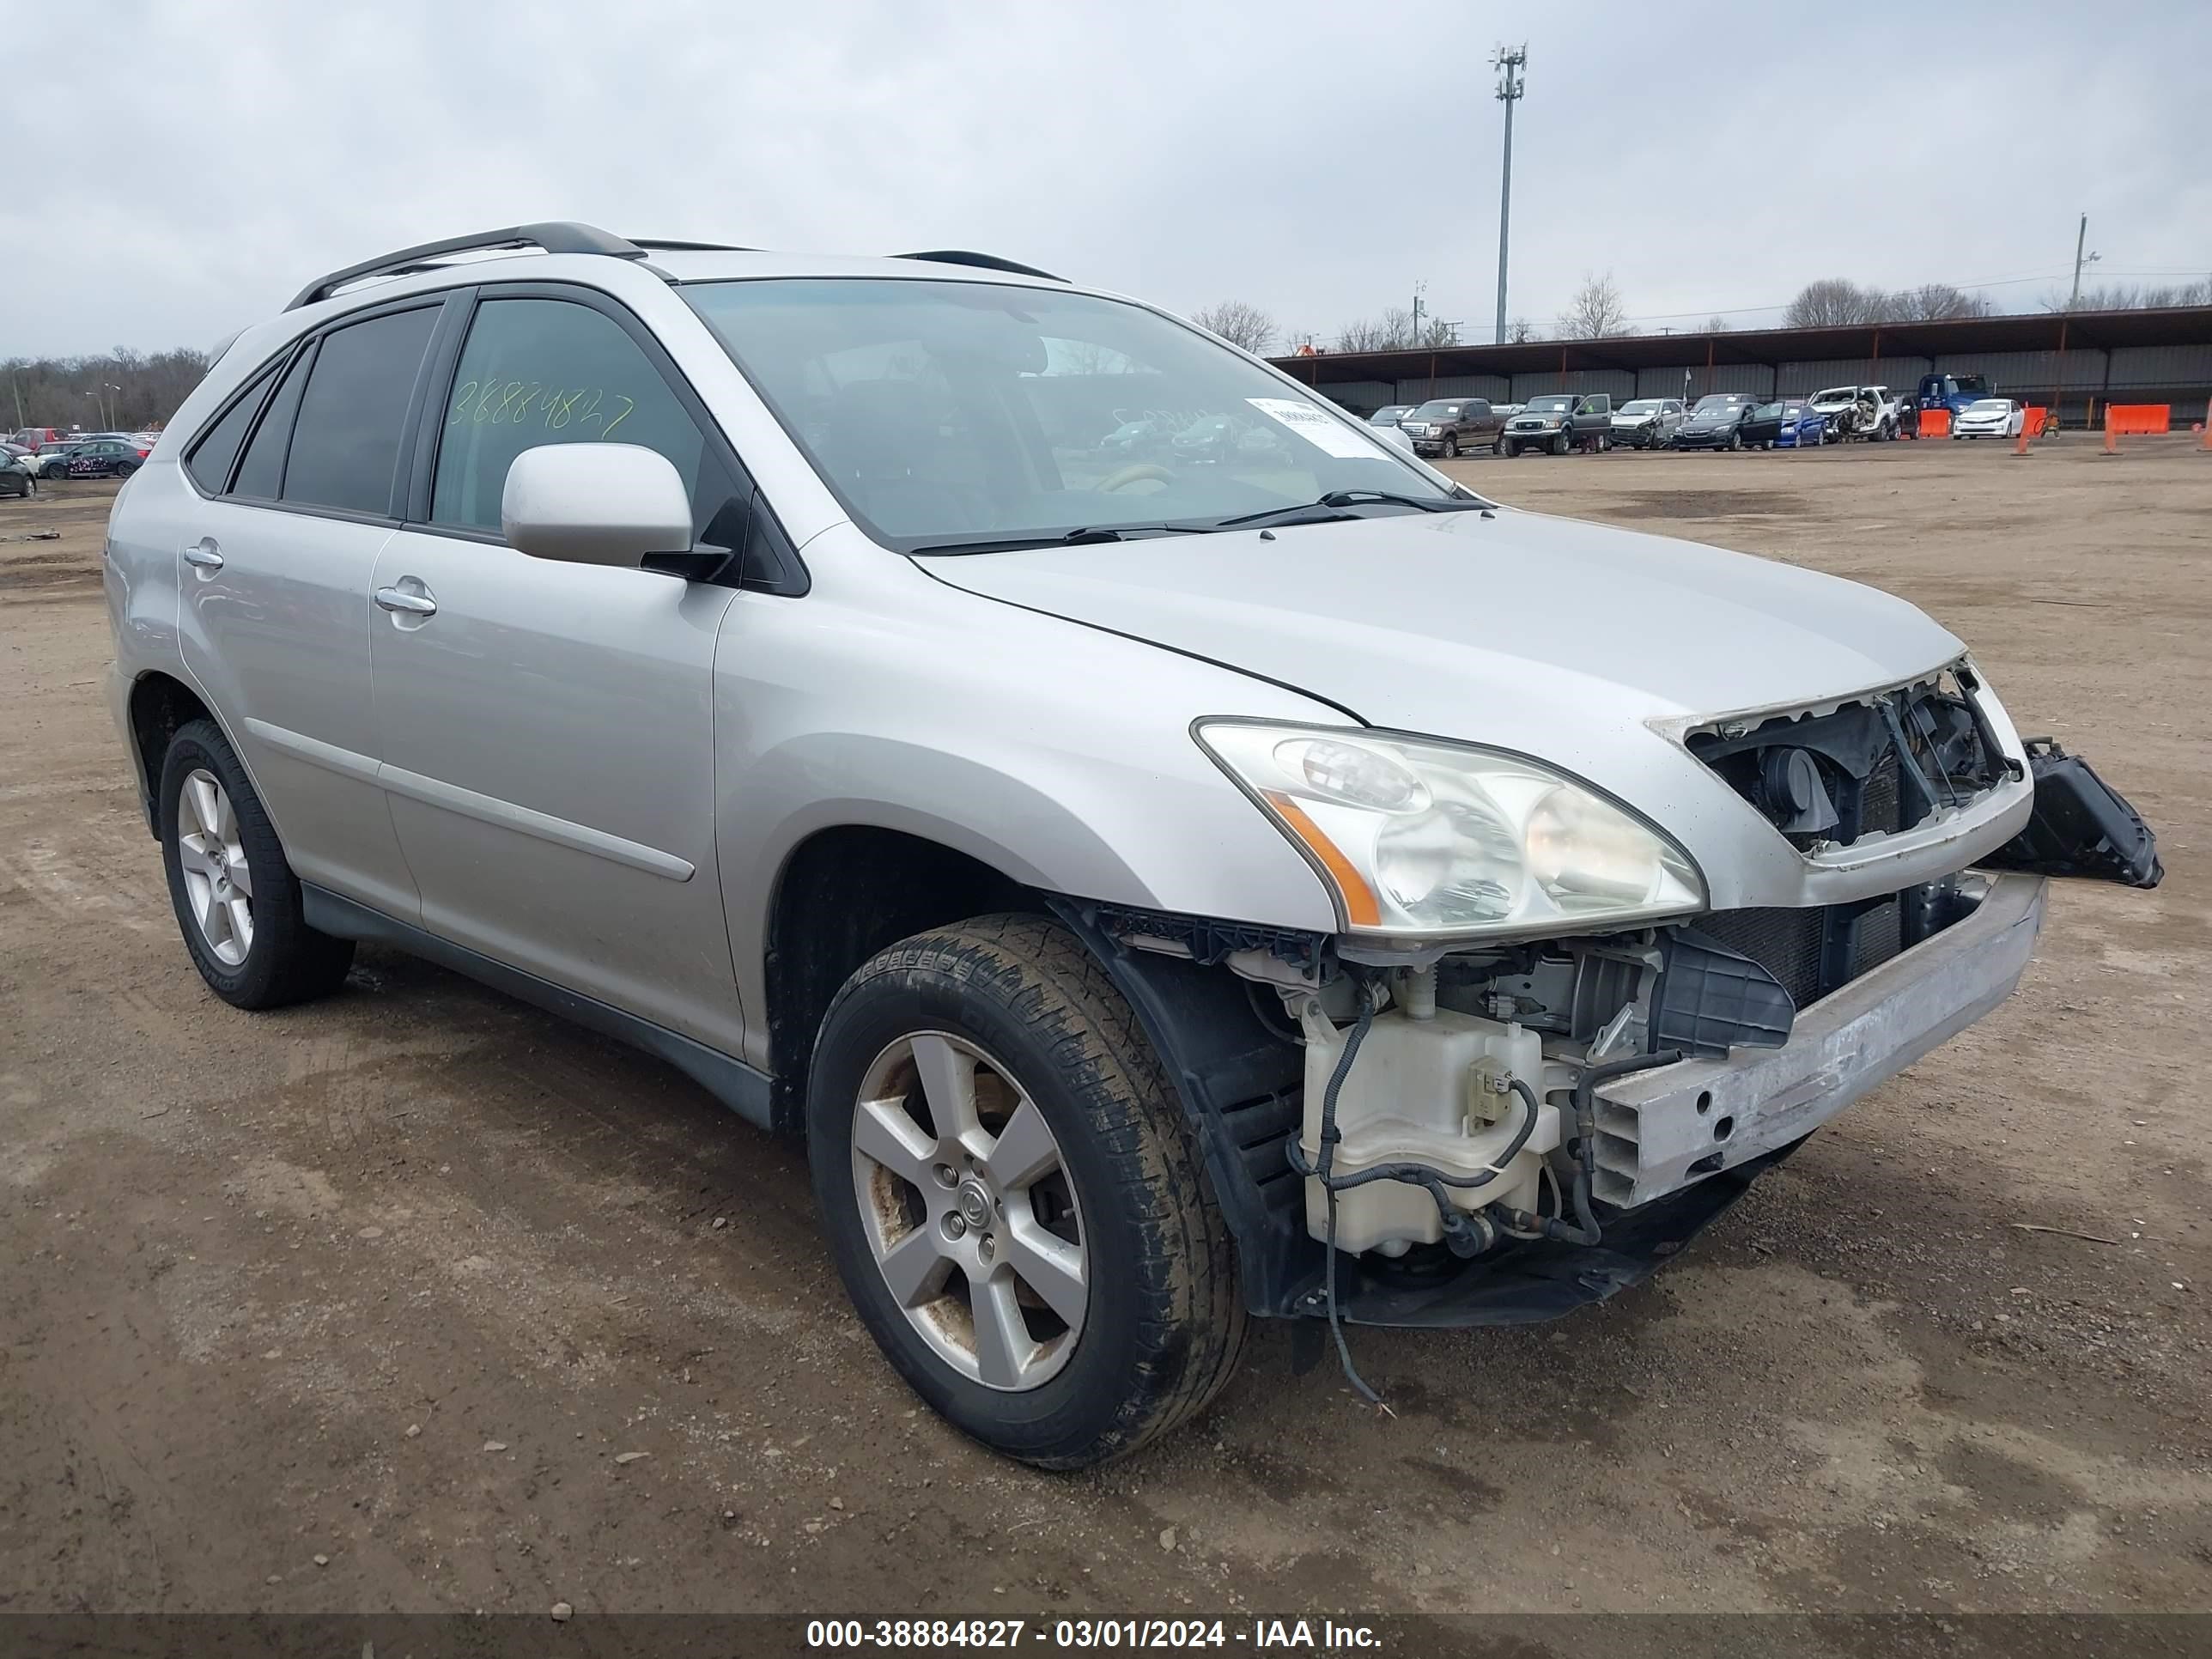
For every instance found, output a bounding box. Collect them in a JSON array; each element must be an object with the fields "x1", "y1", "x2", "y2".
[
  {"x1": 892, "y1": 250, "x2": 1065, "y2": 283},
  {"x1": 628, "y1": 238, "x2": 758, "y2": 252},
  {"x1": 287, "y1": 222, "x2": 647, "y2": 311}
]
